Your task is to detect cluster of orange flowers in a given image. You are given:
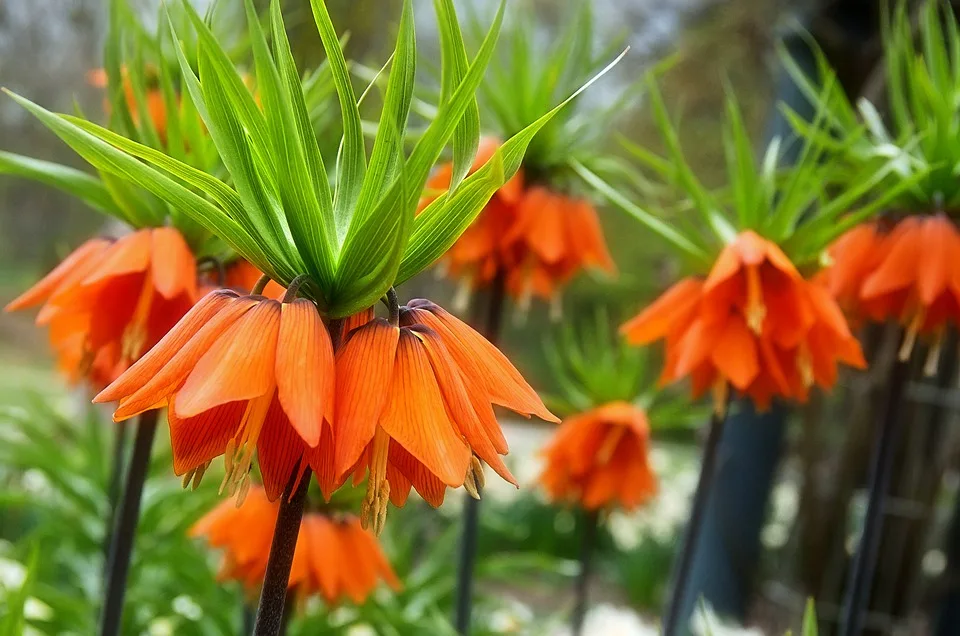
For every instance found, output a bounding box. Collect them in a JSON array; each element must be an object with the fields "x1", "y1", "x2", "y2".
[
  {"x1": 422, "y1": 138, "x2": 615, "y2": 311},
  {"x1": 88, "y1": 286, "x2": 556, "y2": 532},
  {"x1": 192, "y1": 485, "x2": 400, "y2": 604},
  {"x1": 539, "y1": 401, "x2": 657, "y2": 512},
  {"x1": 820, "y1": 214, "x2": 960, "y2": 366},
  {"x1": 622, "y1": 231, "x2": 866, "y2": 411},
  {"x1": 6, "y1": 228, "x2": 198, "y2": 390}
]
